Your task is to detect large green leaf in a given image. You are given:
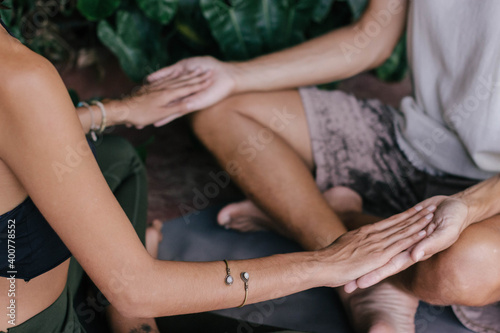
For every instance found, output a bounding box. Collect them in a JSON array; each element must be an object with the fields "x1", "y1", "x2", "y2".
[
  {"x1": 136, "y1": 0, "x2": 178, "y2": 25},
  {"x1": 200, "y1": 0, "x2": 260, "y2": 60},
  {"x1": 97, "y1": 9, "x2": 169, "y2": 82},
  {"x1": 312, "y1": 0, "x2": 336, "y2": 22},
  {"x1": 77, "y1": 0, "x2": 121, "y2": 21},
  {"x1": 0, "y1": 0, "x2": 13, "y2": 26},
  {"x1": 374, "y1": 35, "x2": 407, "y2": 81},
  {"x1": 201, "y1": 0, "x2": 326, "y2": 60},
  {"x1": 345, "y1": 0, "x2": 367, "y2": 19}
]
